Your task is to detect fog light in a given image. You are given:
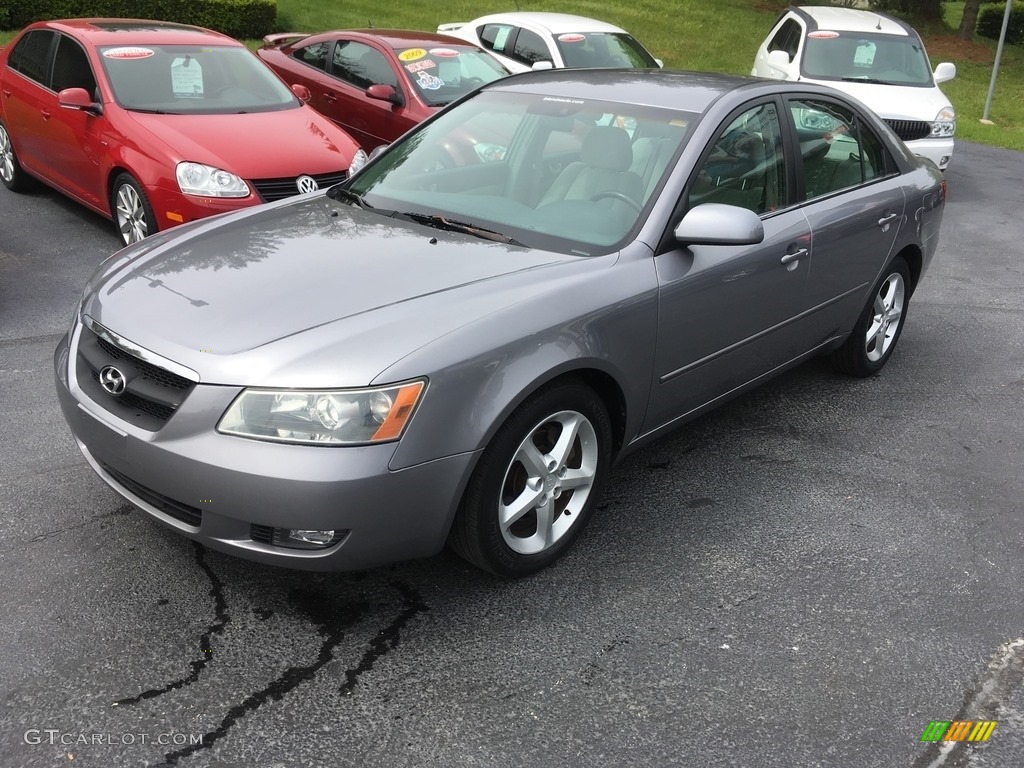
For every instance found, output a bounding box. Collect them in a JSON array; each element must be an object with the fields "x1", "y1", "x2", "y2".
[
  {"x1": 289, "y1": 529, "x2": 336, "y2": 546},
  {"x1": 940, "y1": 155, "x2": 951, "y2": 167}
]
